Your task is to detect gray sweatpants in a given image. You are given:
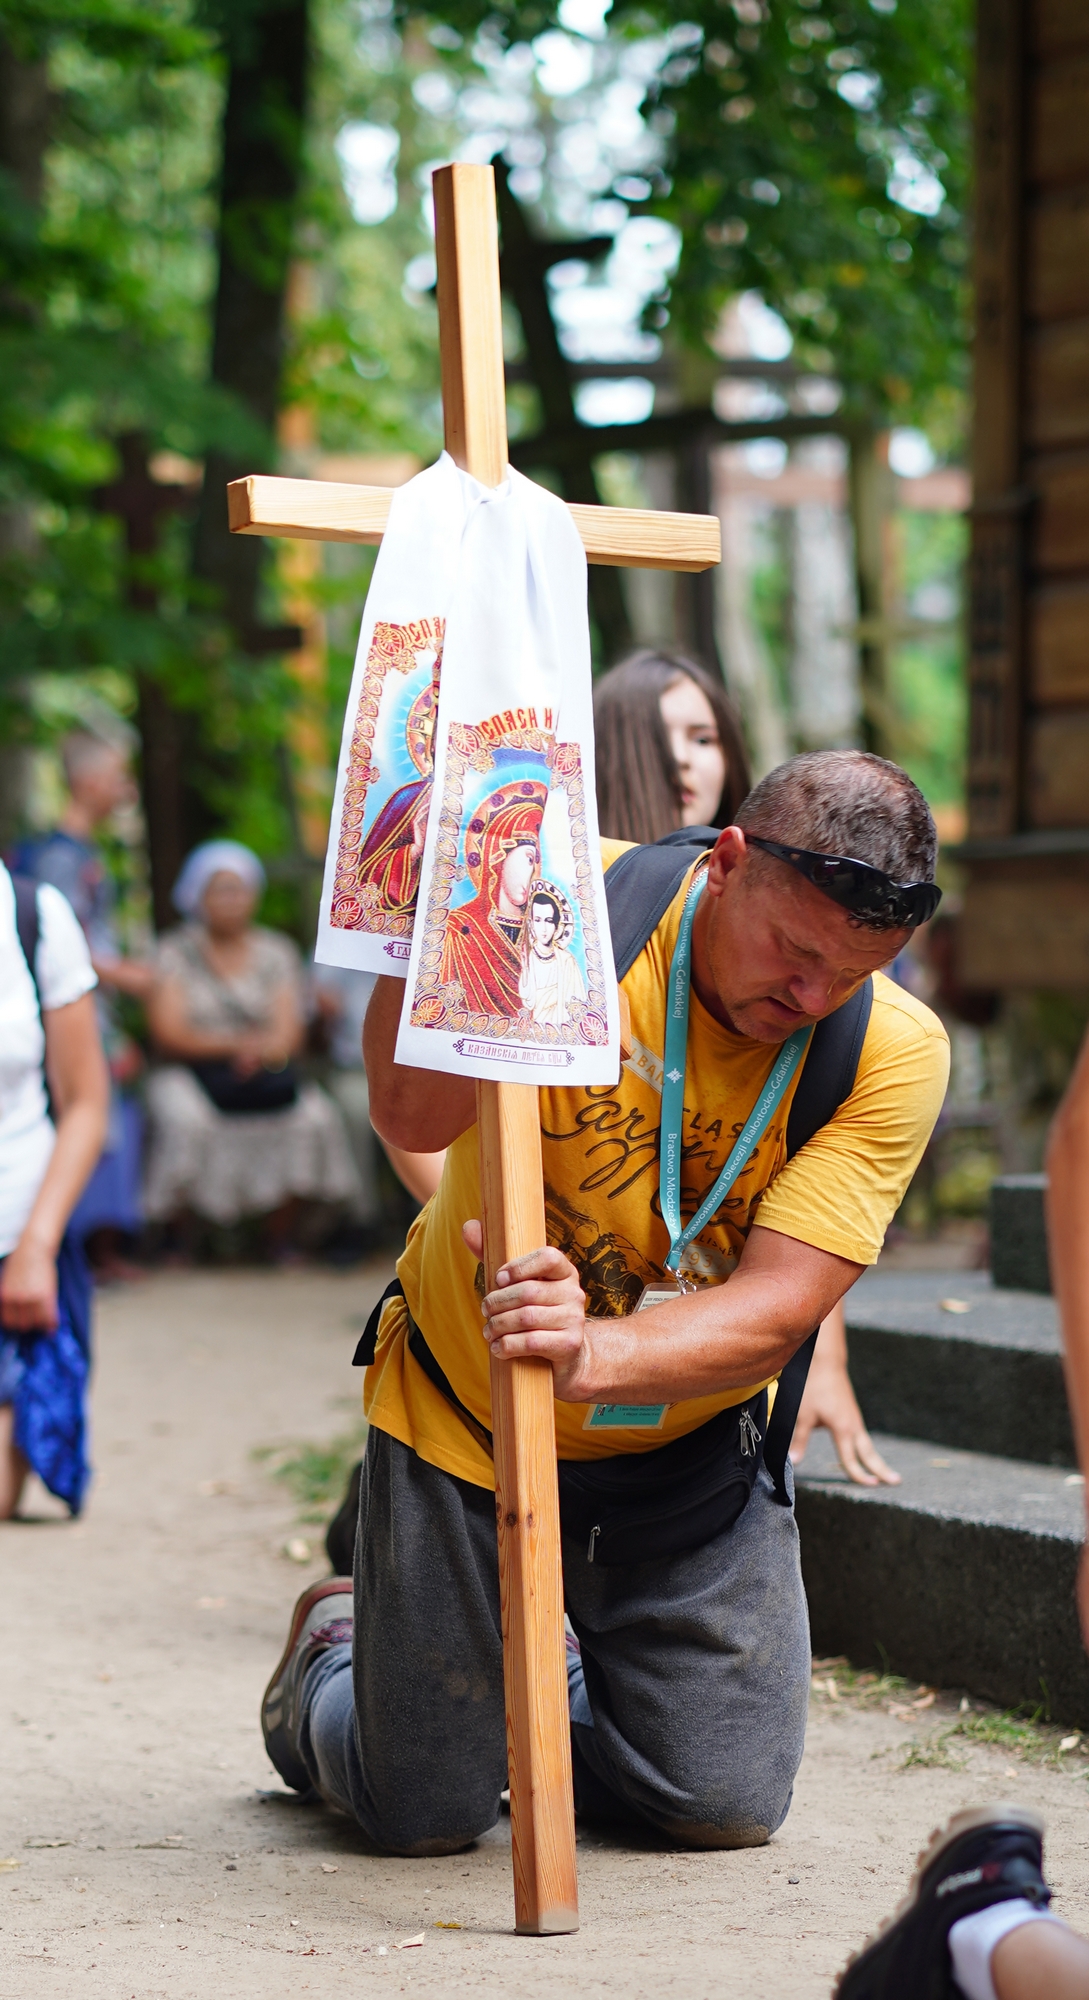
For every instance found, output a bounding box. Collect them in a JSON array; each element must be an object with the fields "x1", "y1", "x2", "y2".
[{"x1": 293, "y1": 1425, "x2": 810, "y2": 1854}]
